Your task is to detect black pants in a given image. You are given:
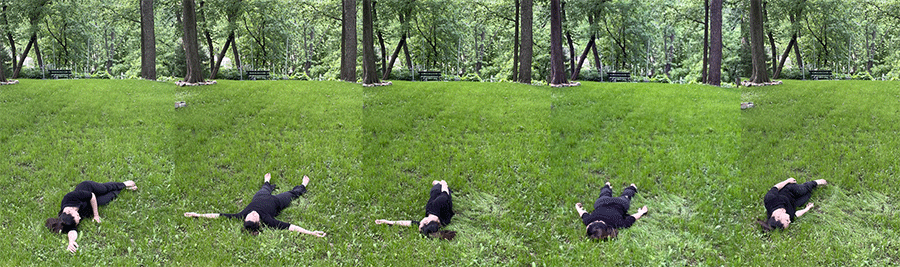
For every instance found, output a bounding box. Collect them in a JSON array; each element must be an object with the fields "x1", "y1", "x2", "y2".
[
  {"x1": 783, "y1": 181, "x2": 819, "y2": 208},
  {"x1": 75, "y1": 181, "x2": 125, "y2": 206},
  {"x1": 255, "y1": 182, "x2": 307, "y2": 209},
  {"x1": 594, "y1": 184, "x2": 636, "y2": 211}
]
